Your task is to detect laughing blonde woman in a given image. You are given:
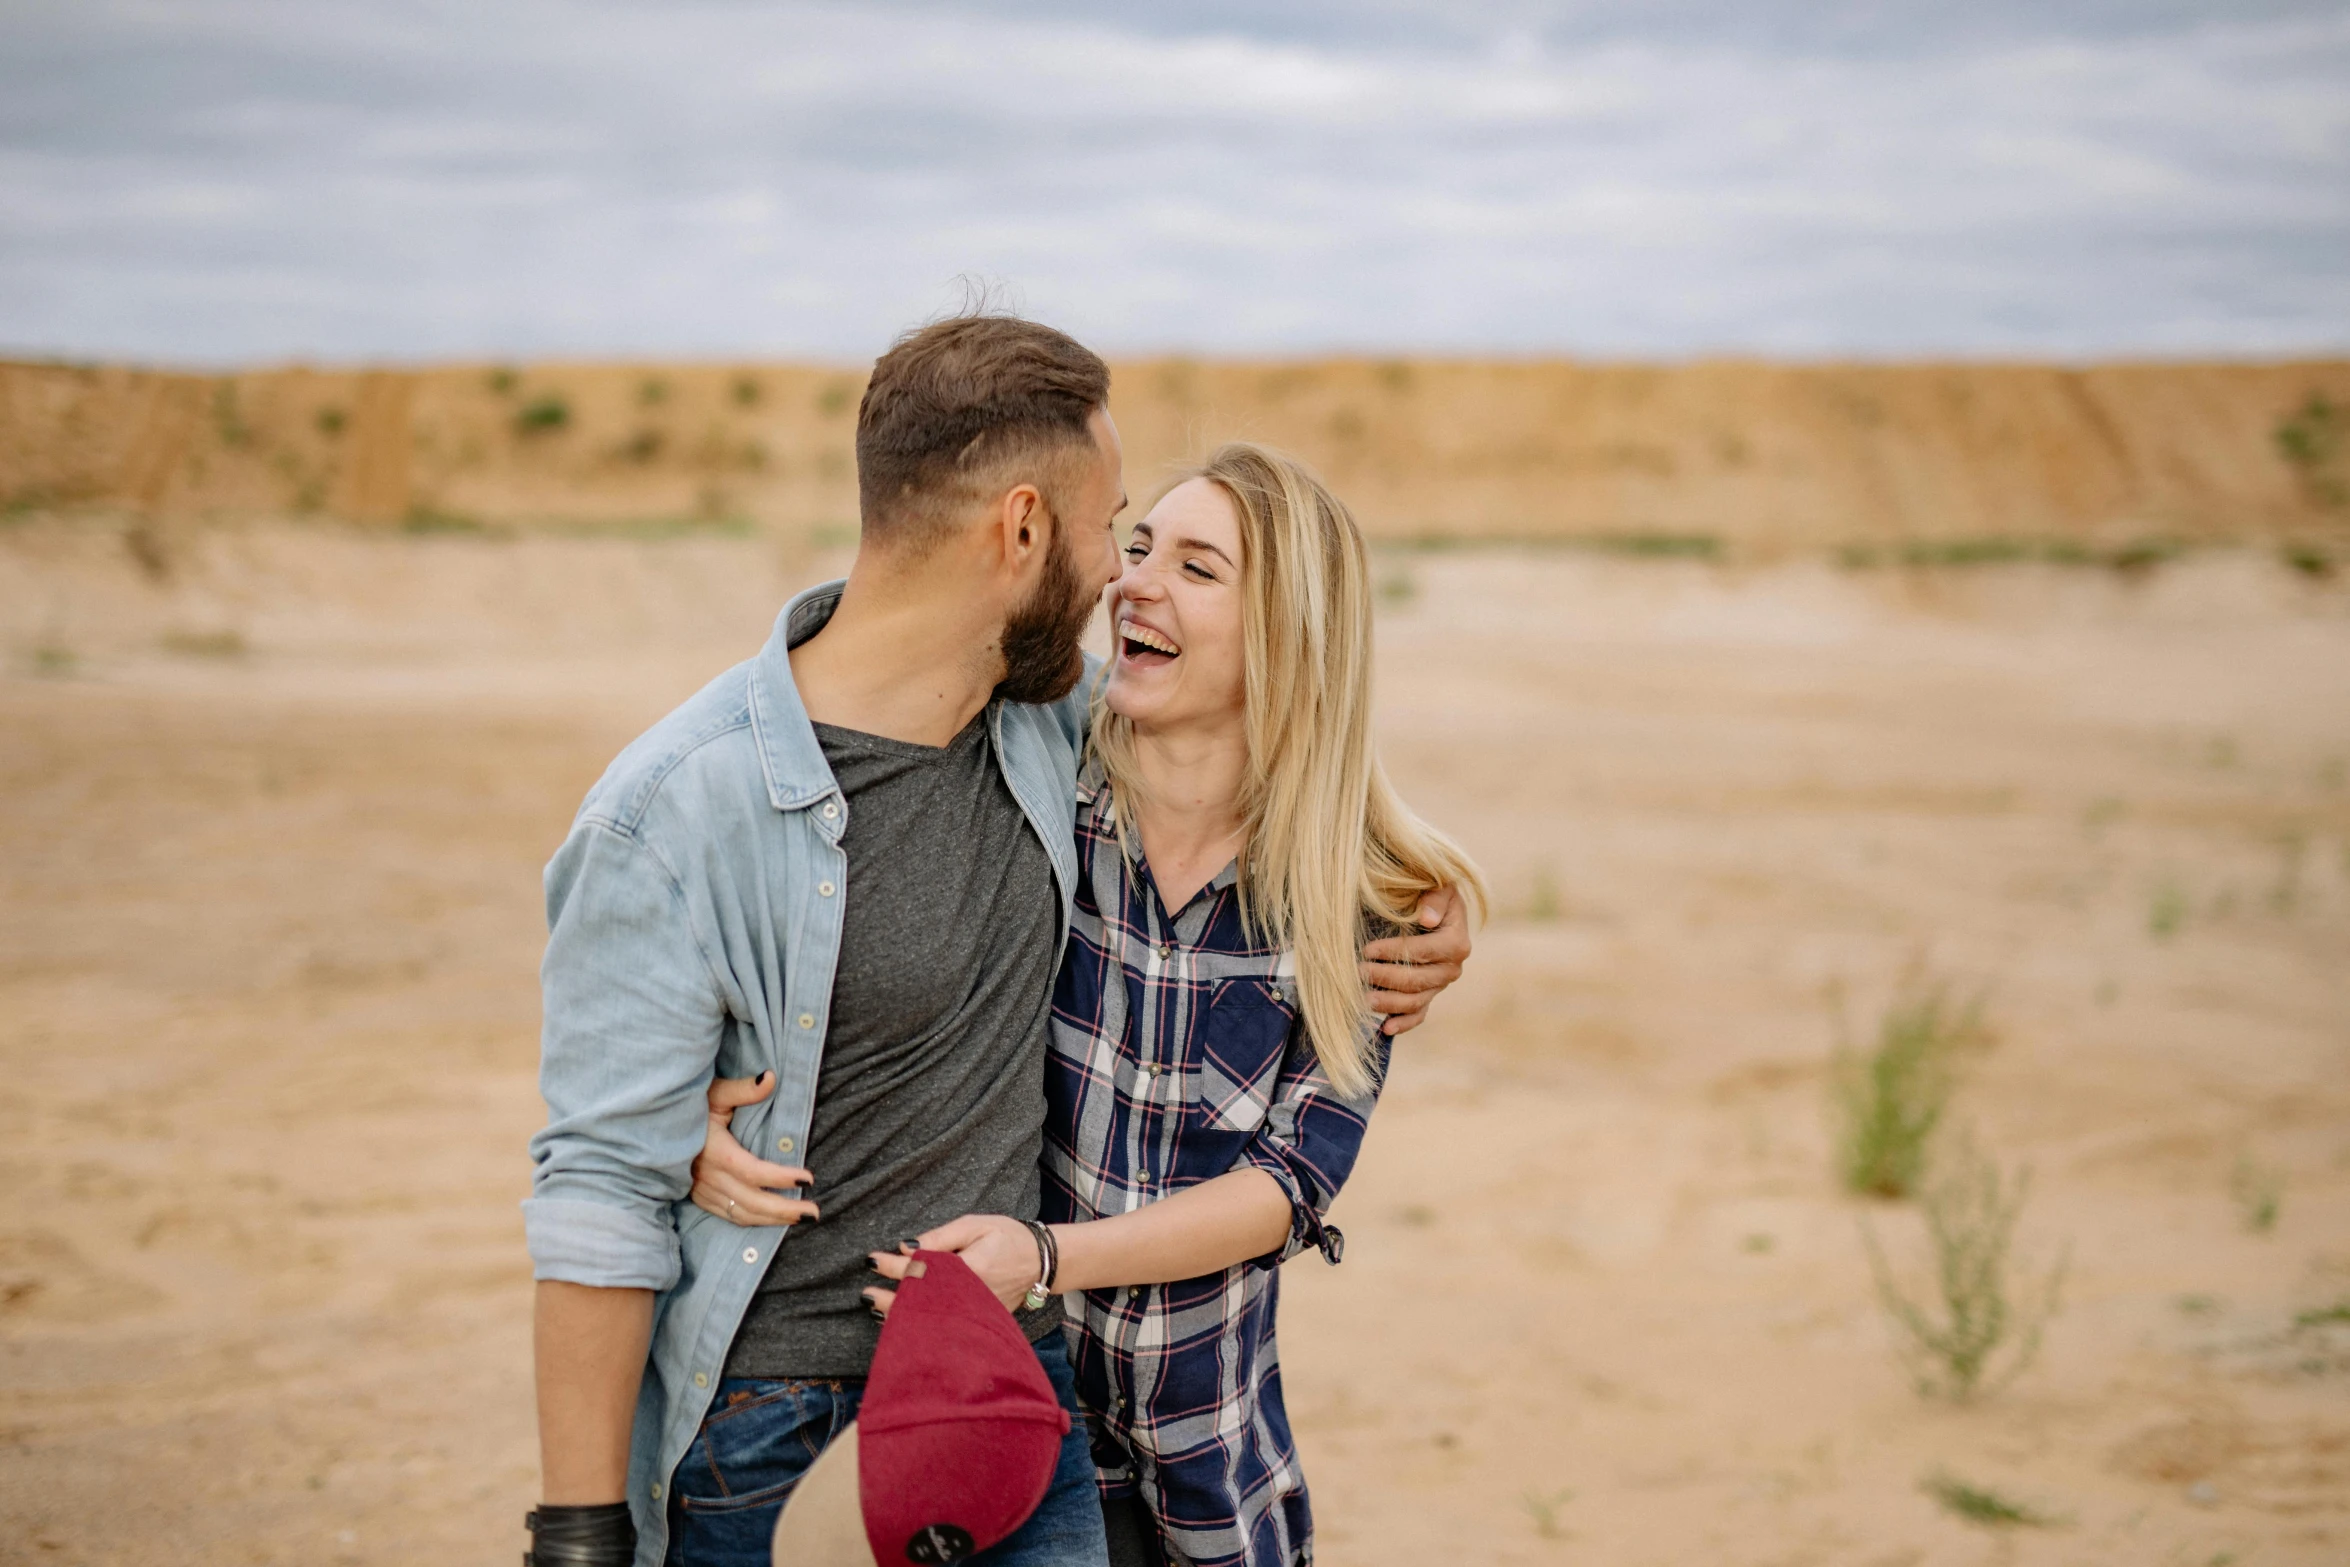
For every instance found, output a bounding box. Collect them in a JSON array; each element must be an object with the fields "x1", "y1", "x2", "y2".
[{"x1": 866, "y1": 443, "x2": 1486, "y2": 1567}]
